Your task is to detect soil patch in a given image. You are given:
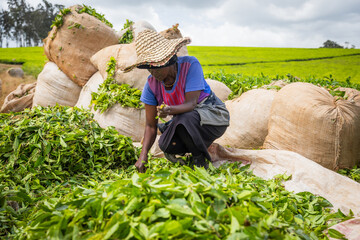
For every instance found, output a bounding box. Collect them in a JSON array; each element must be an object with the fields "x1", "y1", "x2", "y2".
[{"x1": 0, "y1": 63, "x2": 37, "y2": 107}]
